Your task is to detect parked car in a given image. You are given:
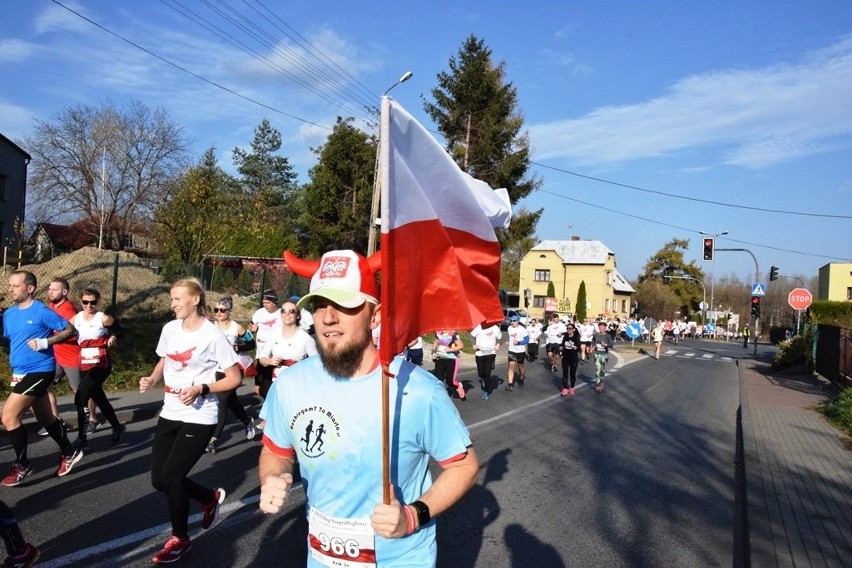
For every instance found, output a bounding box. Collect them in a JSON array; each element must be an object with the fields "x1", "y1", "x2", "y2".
[{"x1": 500, "y1": 307, "x2": 529, "y2": 330}]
